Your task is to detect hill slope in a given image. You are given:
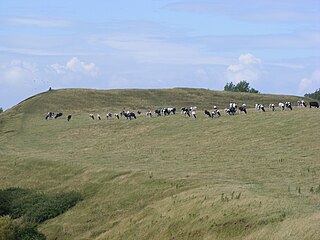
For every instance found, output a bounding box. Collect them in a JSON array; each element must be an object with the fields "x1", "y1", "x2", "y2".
[{"x1": 0, "y1": 88, "x2": 319, "y2": 240}]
